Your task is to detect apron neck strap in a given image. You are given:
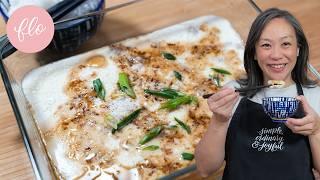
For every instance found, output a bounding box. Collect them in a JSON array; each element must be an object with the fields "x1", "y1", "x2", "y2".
[{"x1": 296, "y1": 83, "x2": 304, "y2": 96}]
